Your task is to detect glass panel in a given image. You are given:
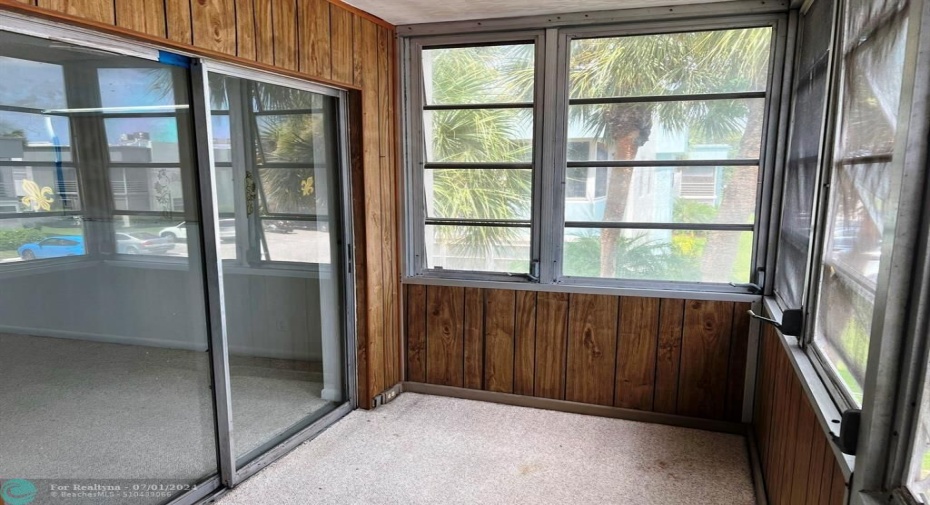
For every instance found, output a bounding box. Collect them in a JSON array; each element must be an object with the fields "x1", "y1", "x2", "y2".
[
  {"x1": 0, "y1": 110, "x2": 71, "y2": 158},
  {"x1": 110, "y1": 166, "x2": 183, "y2": 212},
  {"x1": 105, "y1": 117, "x2": 181, "y2": 163},
  {"x1": 774, "y1": 0, "x2": 834, "y2": 309},
  {"x1": 0, "y1": 55, "x2": 67, "y2": 110},
  {"x1": 207, "y1": 72, "x2": 346, "y2": 465},
  {"x1": 257, "y1": 168, "x2": 330, "y2": 215},
  {"x1": 564, "y1": 166, "x2": 758, "y2": 225},
  {"x1": 113, "y1": 215, "x2": 185, "y2": 257},
  {"x1": 425, "y1": 168, "x2": 532, "y2": 220},
  {"x1": 566, "y1": 99, "x2": 765, "y2": 161},
  {"x1": 1, "y1": 165, "x2": 81, "y2": 213},
  {"x1": 0, "y1": 32, "x2": 216, "y2": 503},
  {"x1": 425, "y1": 224, "x2": 530, "y2": 273},
  {"x1": 256, "y1": 114, "x2": 331, "y2": 165},
  {"x1": 0, "y1": 215, "x2": 84, "y2": 262},
  {"x1": 98, "y1": 67, "x2": 178, "y2": 110},
  {"x1": 423, "y1": 44, "x2": 535, "y2": 105},
  {"x1": 424, "y1": 108, "x2": 532, "y2": 163},
  {"x1": 563, "y1": 227, "x2": 753, "y2": 283},
  {"x1": 813, "y1": 0, "x2": 909, "y2": 407},
  {"x1": 569, "y1": 28, "x2": 772, "y2": 99},
  {"x1": 260, "y1": 219, "x2": 332, "y2": 263}
]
